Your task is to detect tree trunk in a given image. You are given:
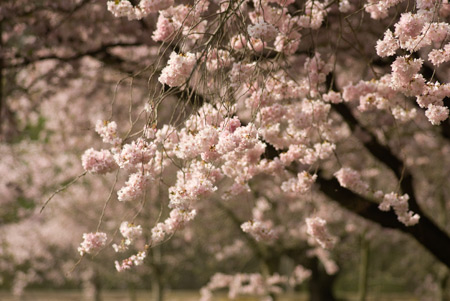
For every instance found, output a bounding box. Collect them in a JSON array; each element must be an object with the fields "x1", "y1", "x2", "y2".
[
  {"x1": 94, "y1": 273, "x2": 102, "y2": 301},
  {"x1": 150, "y1": 246, "x2": 165, "y2": 301},
  {"x1": 151, "y1": 272, "x2": 164, "y2": 301},
  {"x1": 308, "y1": 258, "x2": 337, "y2": 301},
  {"x1": 358, "y1": 233, "x2": 370, "y2": 301}
]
